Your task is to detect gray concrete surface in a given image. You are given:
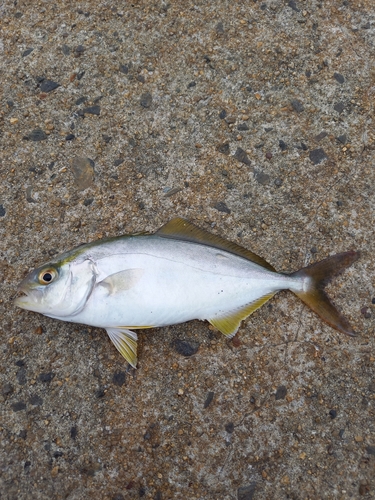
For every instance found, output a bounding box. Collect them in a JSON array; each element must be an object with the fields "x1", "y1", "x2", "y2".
[{"x1": 1, "y1": 0, "x2": 374, "y2": 498}]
